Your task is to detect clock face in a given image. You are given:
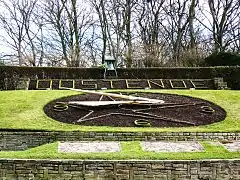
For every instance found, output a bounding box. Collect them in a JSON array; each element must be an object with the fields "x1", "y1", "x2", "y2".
[{"x1": 43, "y1": 92, "x2": 226, "y2": 127}]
